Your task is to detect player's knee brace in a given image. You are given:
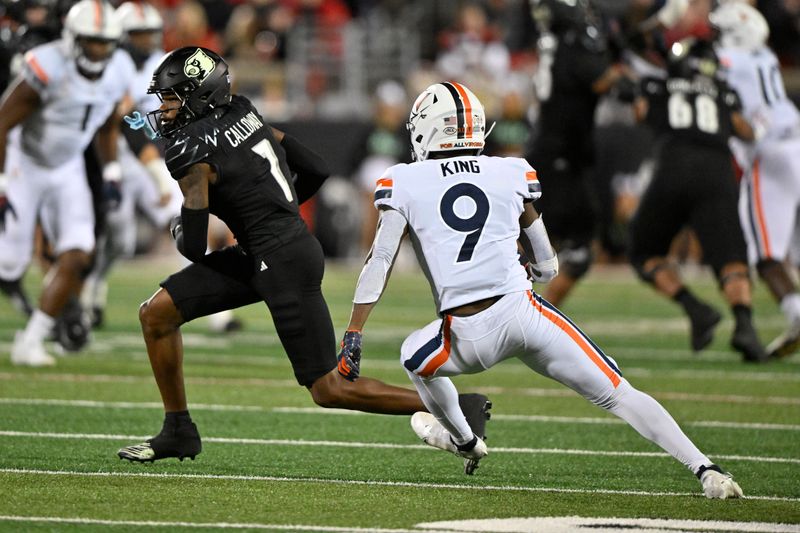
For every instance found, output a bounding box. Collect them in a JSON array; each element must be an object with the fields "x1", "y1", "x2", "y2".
[
  {"x1": 716, "y1": 267, "x2": 751, "y2": 290},
  {"x1": 559, "y1": 242, "x2": 593, "y2": 280},
  {"x1": 631, "y1": 259, "x2": 668, "y2": 285}
]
